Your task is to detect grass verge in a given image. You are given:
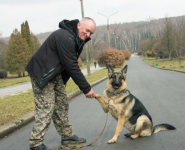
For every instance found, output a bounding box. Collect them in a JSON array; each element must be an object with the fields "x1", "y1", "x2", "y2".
[
  {"x1": 140, "y1": 56, "x2": 185, "y2": 71},
  {"x1": 0, "y1": 76, "x2": 31, "y2": 88},
  {"x1": 0, "y1": 63, "x2": 126, "y2": 127},
  {"x1": 0, "y1": 62, "x2": 95, "y2": 89}
]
